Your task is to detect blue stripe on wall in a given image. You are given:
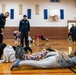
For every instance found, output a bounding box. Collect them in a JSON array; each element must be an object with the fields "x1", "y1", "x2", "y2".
[
  {"x1": 10, "y1": 9, "x2": 14, "y2": 19},
  {"x1": 27, "y1": 9, "x2": 31, "y2": 19},
  {"x1": 60, "y1": 9, "x2": 64, "y2": 19},
  {"x1": 44, "y1": 9, "x2": 48, "y2": 19}
]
